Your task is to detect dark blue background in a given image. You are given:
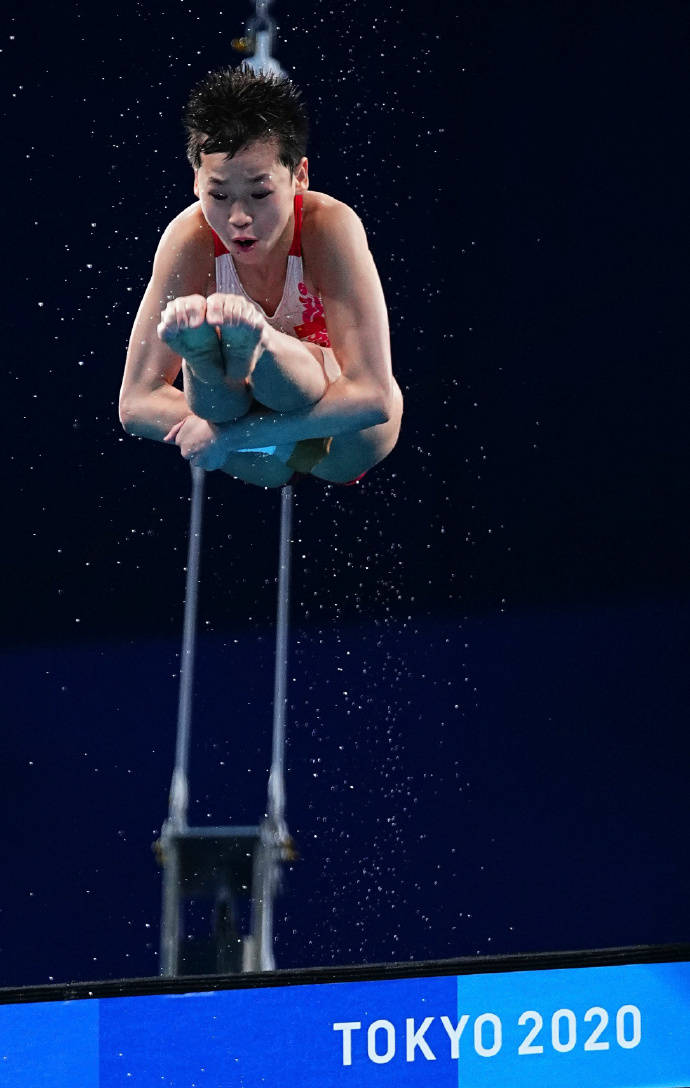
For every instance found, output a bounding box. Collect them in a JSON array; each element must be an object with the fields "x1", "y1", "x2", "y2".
[{"x1": 2, "y1": 0, "x2": 688, "y2": 987}]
